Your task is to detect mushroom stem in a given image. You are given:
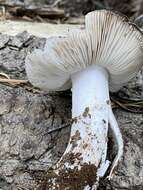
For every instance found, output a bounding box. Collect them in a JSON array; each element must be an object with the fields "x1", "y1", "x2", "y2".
[
  {"x1": 108, "y1": 109, "x2": 124, "y2": 179},
  {"x1": 46, "y1": 65, "x2": 123, "y2": 189},
  {"x1": 71, "y1": 64, "x2": 110, "y2": 176}
]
